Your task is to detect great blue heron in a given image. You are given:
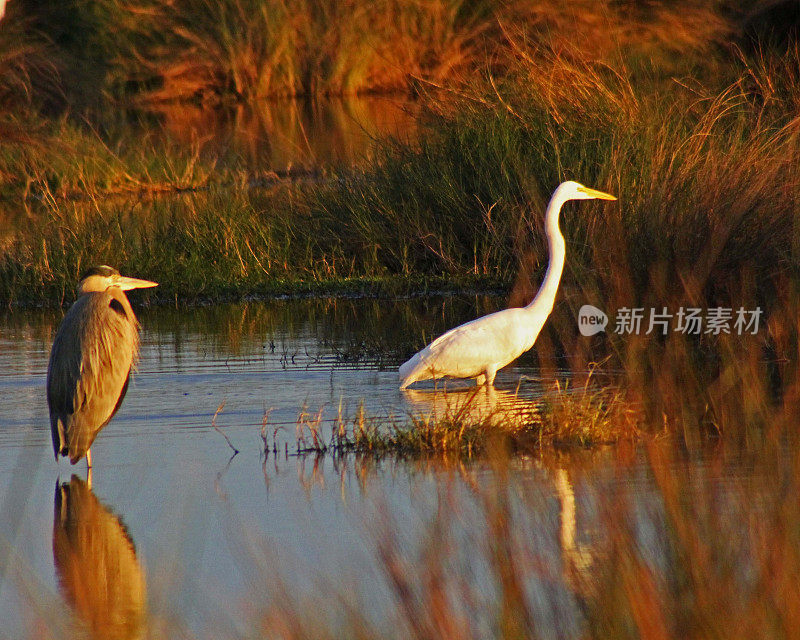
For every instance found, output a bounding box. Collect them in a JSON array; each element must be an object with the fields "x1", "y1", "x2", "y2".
[
  {"x1": 47, "y1": 265, "x2": 157, "y2": 468},
  {"x1": 399, "y1": 181, "x2": 616, "y2": 388}
]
